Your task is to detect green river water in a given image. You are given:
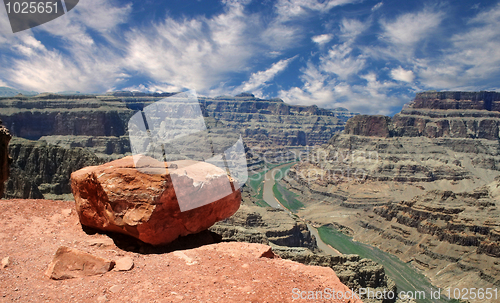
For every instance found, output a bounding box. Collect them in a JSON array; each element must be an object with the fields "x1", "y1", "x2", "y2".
[{"x1": 256, "y1": 162, "x2": 457, "y2": 303}]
